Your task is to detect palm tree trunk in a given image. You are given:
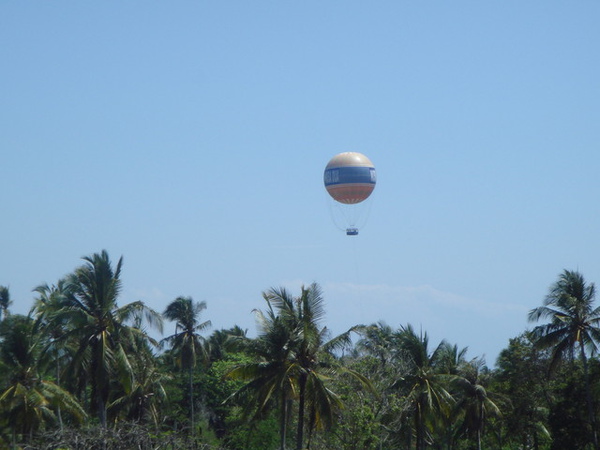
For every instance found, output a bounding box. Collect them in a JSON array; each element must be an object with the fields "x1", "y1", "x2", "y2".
[
  {"x1": 296, "y1": 373, "x2": 307, "y2": 450},
  {"x1": 416, "y1": 402, "x2": 424, "y2": 450},
  {"x1": 280, "y1": 391, "x2": 288, "y2": 450},
  {"x1": 98, "y1": 395, "x2": 107, "y2": 428},
  {"x1": 580, "y1": 344, "x2": 599, "y2": 450},
  {"x1": 189, "y1": 366, "x2": 195, "y2": 438},
  {"x1": 97, "y1": 393, "x2": 108, "y2": 450},
  {"x1": 56, "y1": 352, "x2": 63, "y2": 432},
  {"x1": 91, "y1": 344, "x2": 107, "y2": 429},
  {"x1": 477, "y1": 402, "x2": 483, "y2": 450}
]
